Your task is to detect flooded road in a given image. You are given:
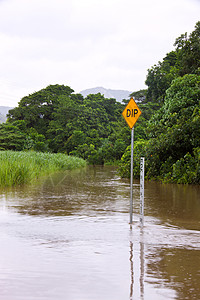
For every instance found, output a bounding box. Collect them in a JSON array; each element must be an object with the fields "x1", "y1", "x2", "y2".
[{"x1": 0, "y1": 166, "x2": 200, "y2": 300}]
